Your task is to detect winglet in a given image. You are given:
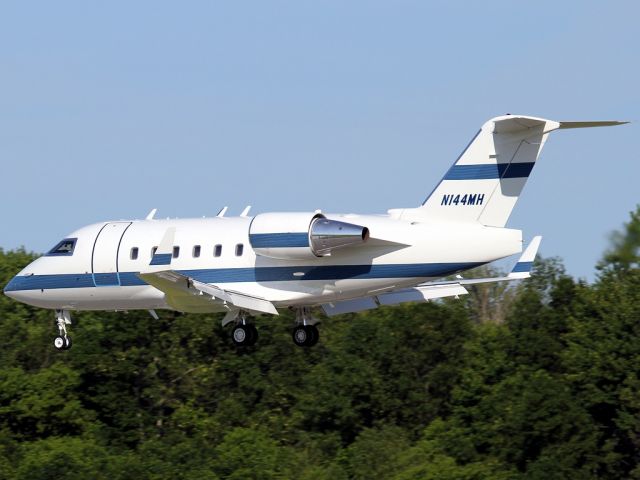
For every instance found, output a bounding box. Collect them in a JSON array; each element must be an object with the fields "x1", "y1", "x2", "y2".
[
  {"x1": 149, "y1": 227, "x2": 176, "y2": 266},
  {"x1": 217, "y1": 206, "x2": 228, "y2": 217},
  {"x1": 508, "y1": 236, "x2": 542, "y2": 279}
]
